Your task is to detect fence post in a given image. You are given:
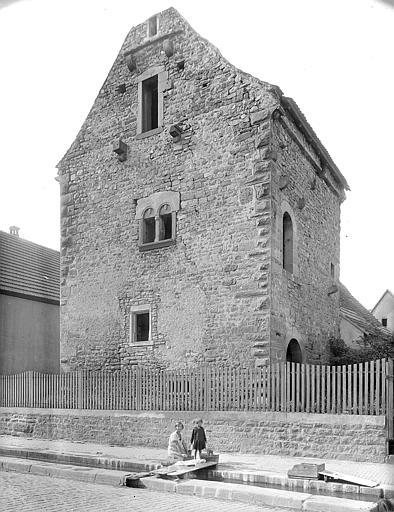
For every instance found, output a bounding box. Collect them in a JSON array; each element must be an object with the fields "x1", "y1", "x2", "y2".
[
  {"x1": 387, "y1": 359, "x2": 393, "y2": 440},
  {"x1": 77, "y1": 371, "x2": 83, "y2": 409}
]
